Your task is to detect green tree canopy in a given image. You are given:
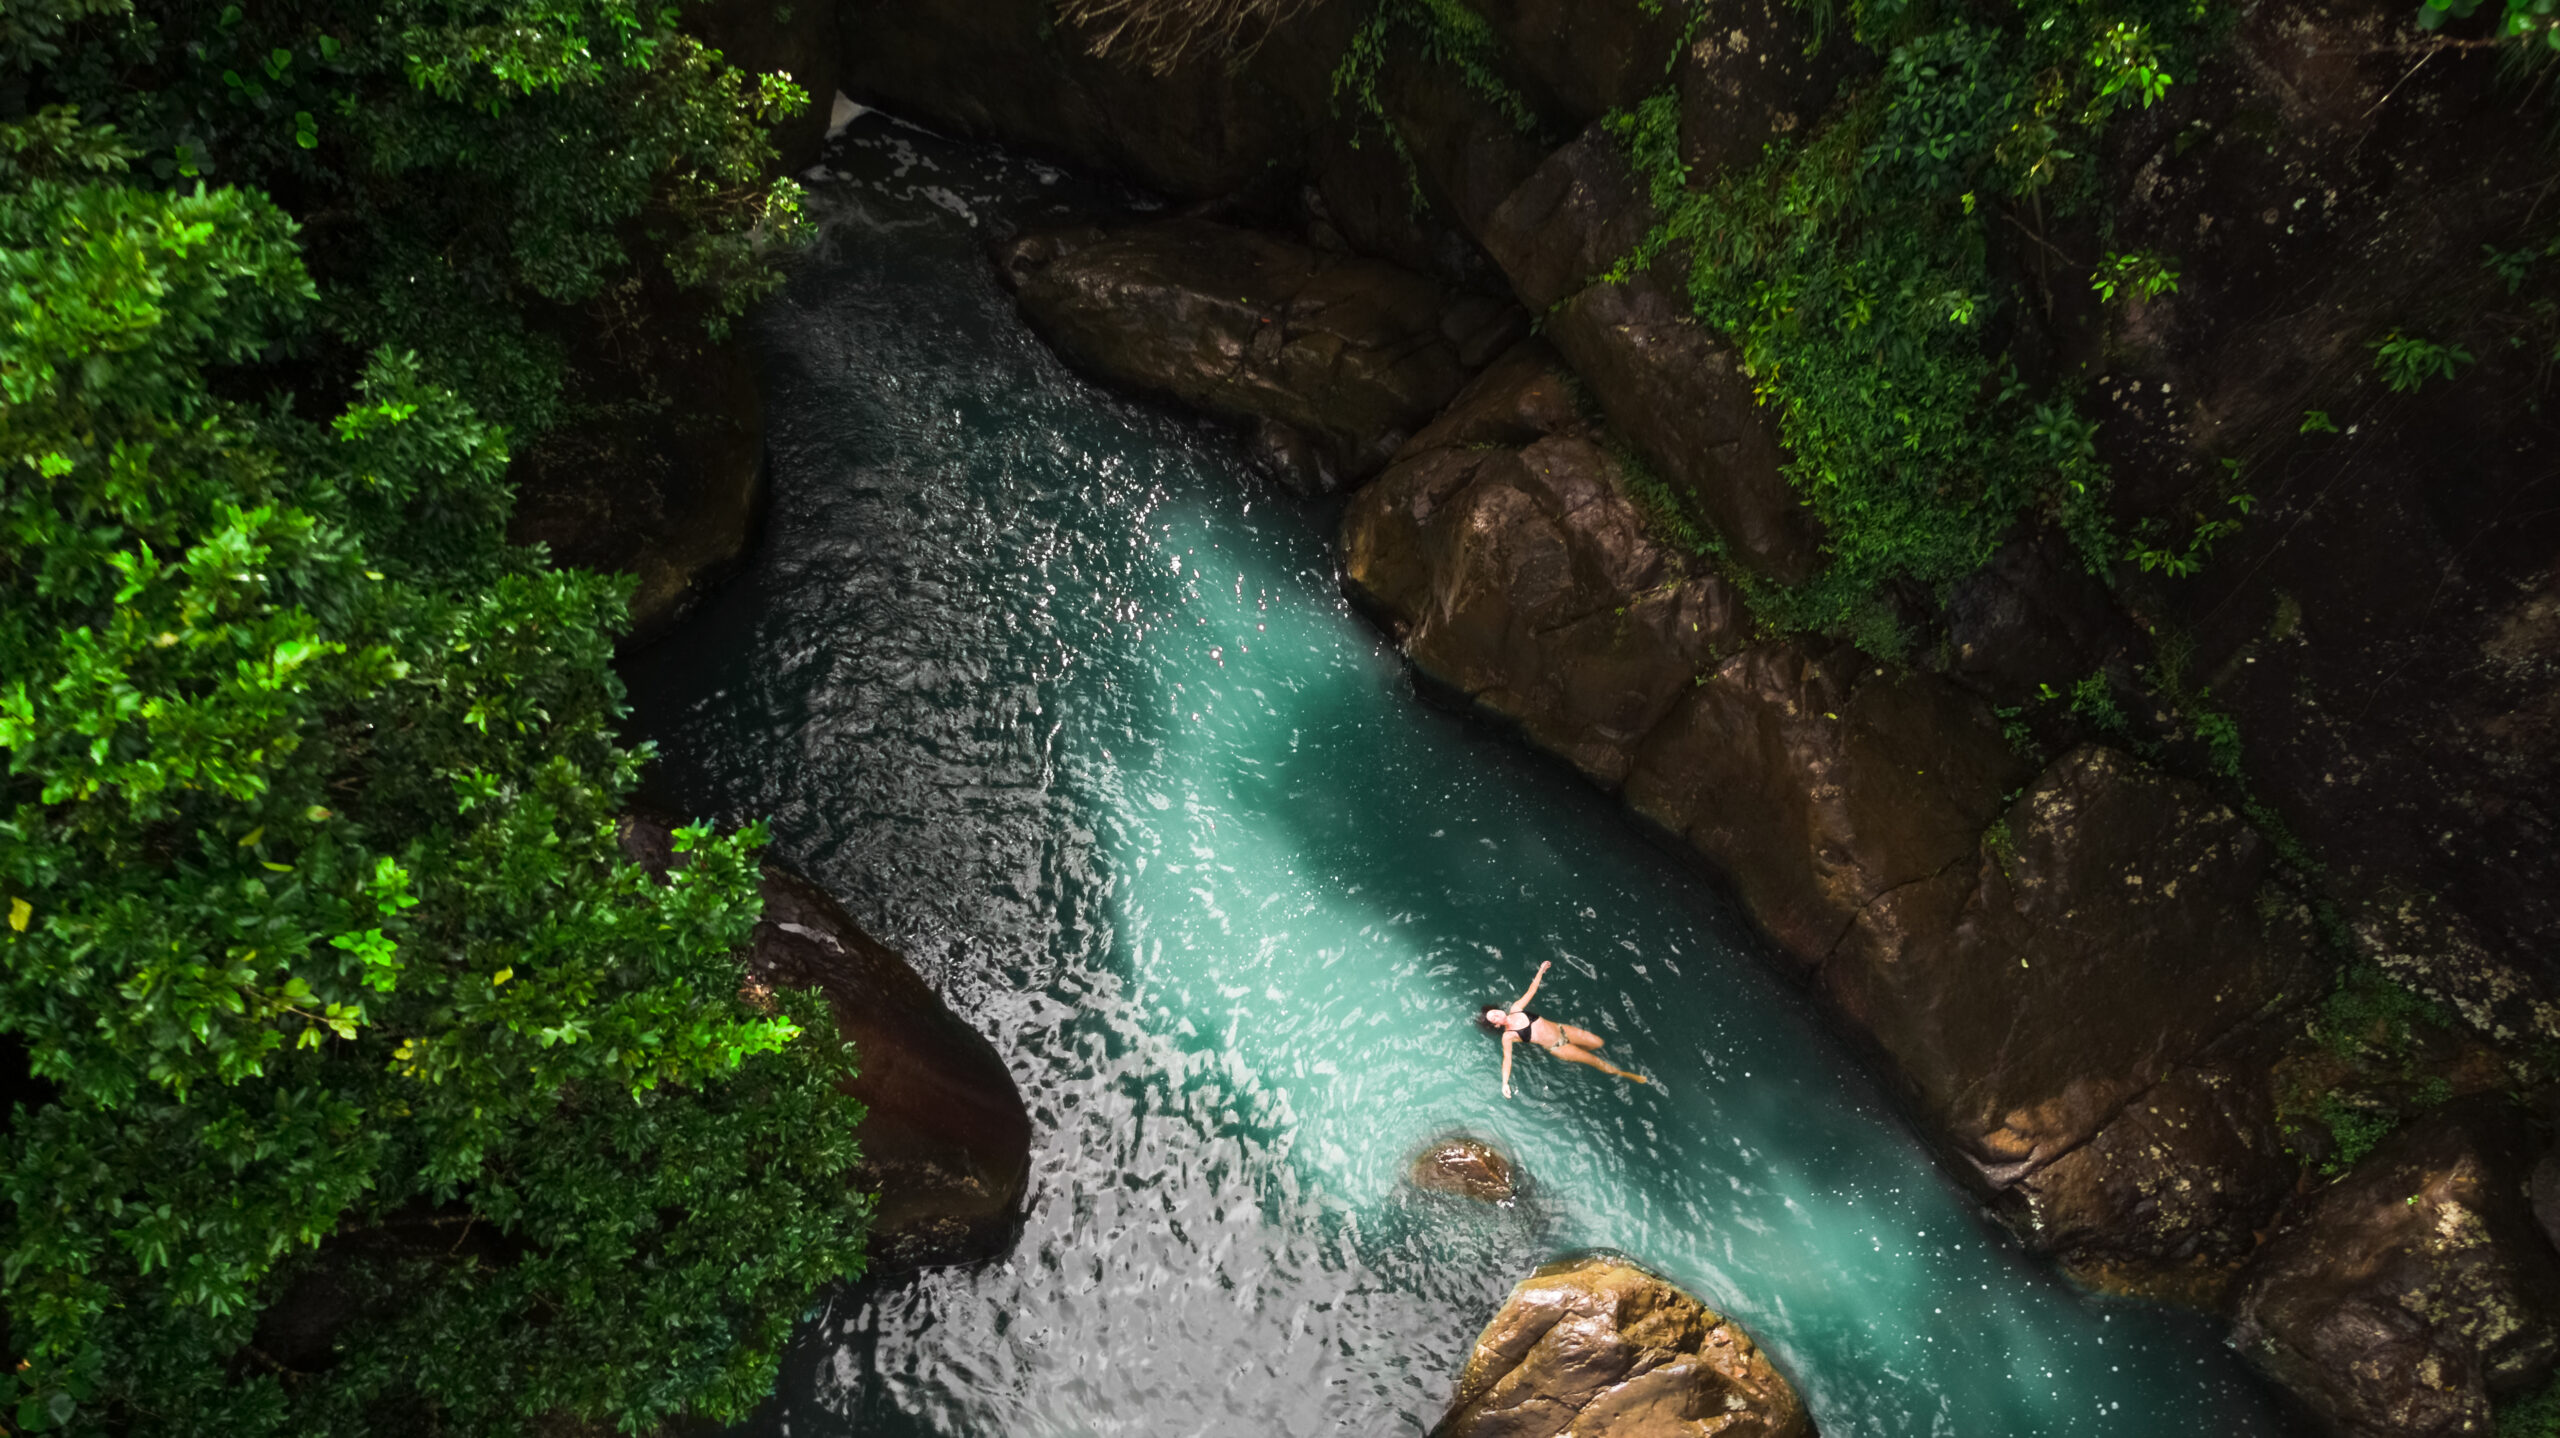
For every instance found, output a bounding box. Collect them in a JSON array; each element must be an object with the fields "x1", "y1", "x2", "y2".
[{"x1": 1, "y1": 4, "x2": 866, "y2": 1434}]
